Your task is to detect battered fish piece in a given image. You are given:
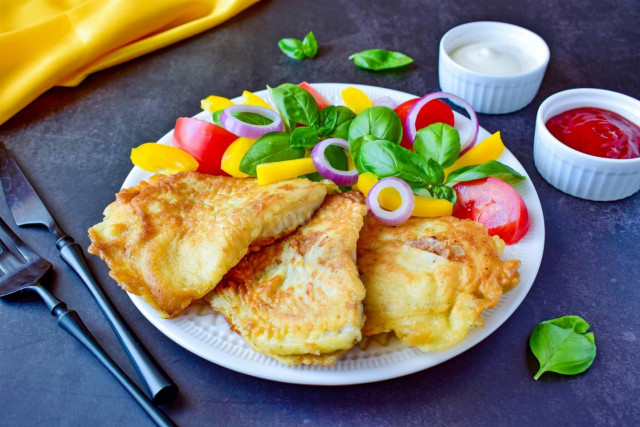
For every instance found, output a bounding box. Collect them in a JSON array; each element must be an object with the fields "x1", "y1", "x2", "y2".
[
  {"x1": 88, "y1": 172, "x2": 327, "y2": 318},
  {"x1": 207, "y1": 192, "x2": 368, "y2": 365},
  {"x1": 358, "y1": 216, "x2": 520, "y2": 352}
]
